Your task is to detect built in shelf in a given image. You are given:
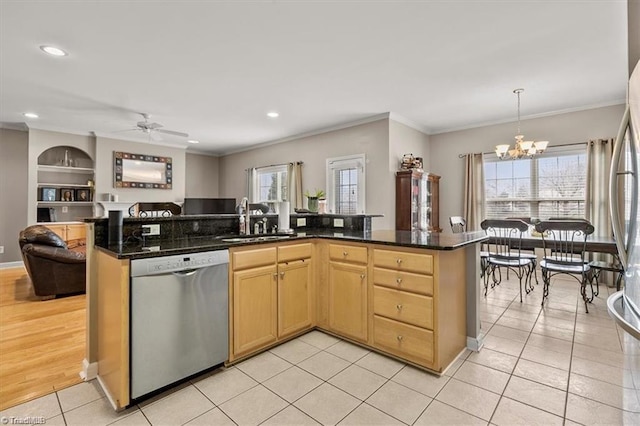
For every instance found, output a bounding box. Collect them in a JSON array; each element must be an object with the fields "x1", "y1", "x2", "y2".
[
  {"x1": 37, "y1": 201, "x2": 94, "y2": 206},
  {"x1": 38, "y1": 183, "x2": 93, "y2": 188},
  {"x1": 37, "y1": 165, "x2": 95, "y2": 174}
]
